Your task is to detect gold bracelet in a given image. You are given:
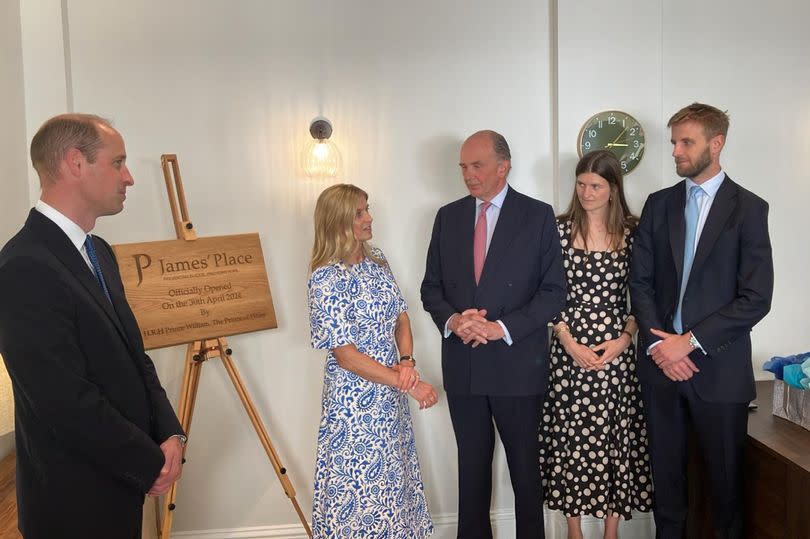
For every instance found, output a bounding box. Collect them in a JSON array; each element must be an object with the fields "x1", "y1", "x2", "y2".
[{"x1": 553, "y1": 323, "x2": 571, "y2": 338}]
